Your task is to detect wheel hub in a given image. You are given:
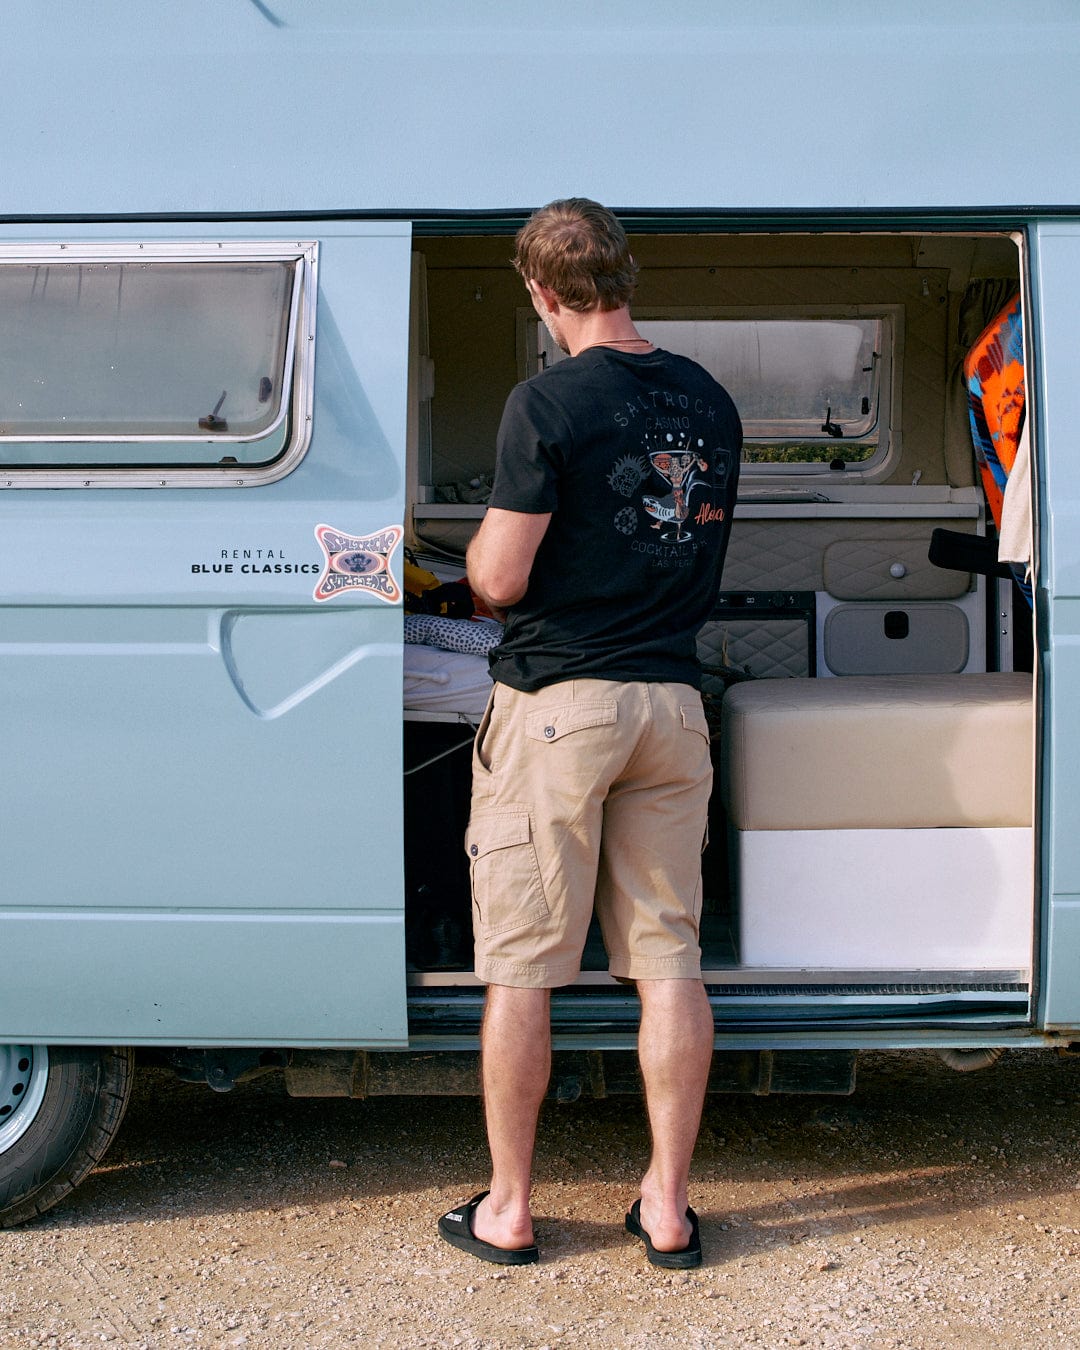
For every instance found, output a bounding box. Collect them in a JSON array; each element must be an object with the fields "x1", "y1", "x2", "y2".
[{"x1": 0, "y1": 1045, "x2": 49, "y2": 1153}]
